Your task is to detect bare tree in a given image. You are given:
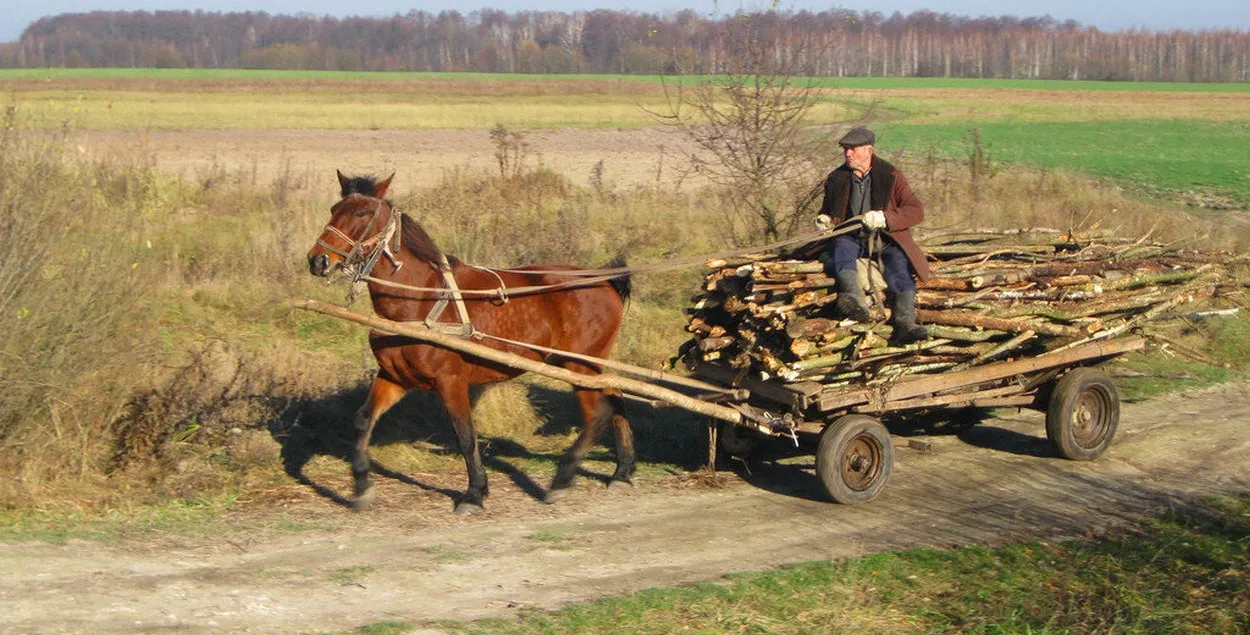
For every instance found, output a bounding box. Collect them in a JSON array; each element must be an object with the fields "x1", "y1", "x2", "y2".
[{"x1": 649, "y1": 16, "x2": 843, "y2": 245}]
